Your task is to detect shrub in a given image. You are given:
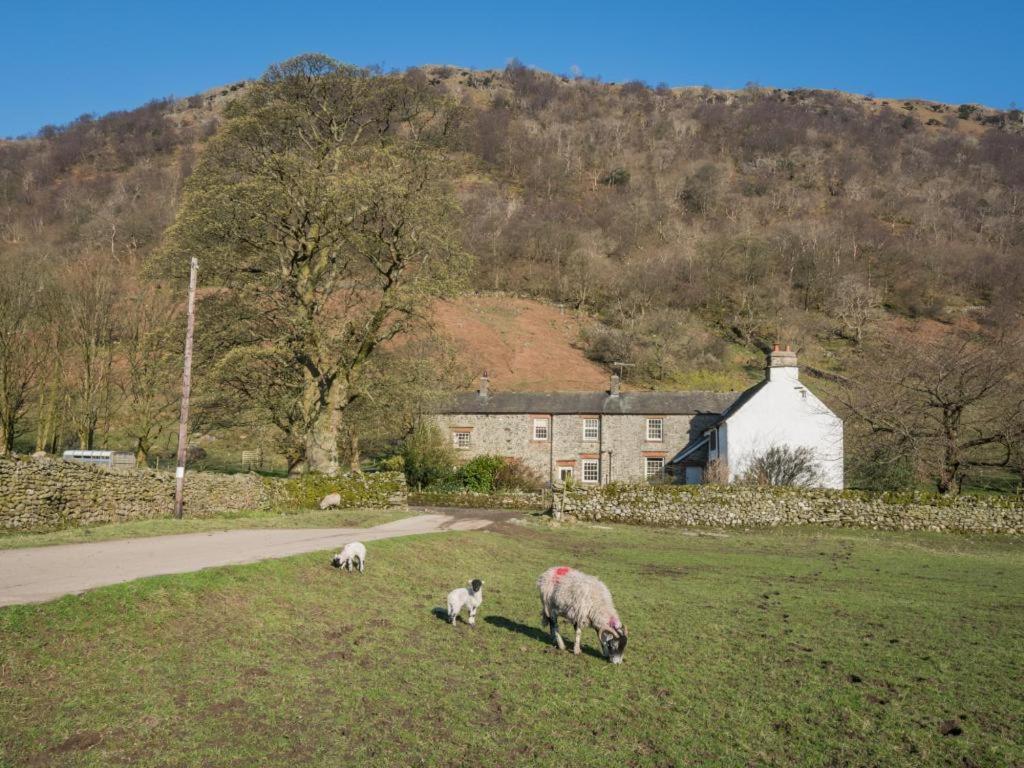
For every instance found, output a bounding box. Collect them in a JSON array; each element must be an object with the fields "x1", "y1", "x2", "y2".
[
  {"x1": 401, "y1": 421, "x2": 455, "y2": 489},
  {"x1": 742, "y1": 446, "x2": 820, "y2": 487},
  {"x1": 957, "y1": 104, "x2": 977, "y2": 120},
  {"x1": 599, "y1": 168, "x2": 630, "y2": 187},
  {"x1": 703, "y1": 458, "x2": 730, "y2": 485},
  {"x1": 493, "y1": 457, "x2": 543, "y2": 491},
  {"x1": 458, "y1": 455, "x2": 507, "y2": 492}
]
